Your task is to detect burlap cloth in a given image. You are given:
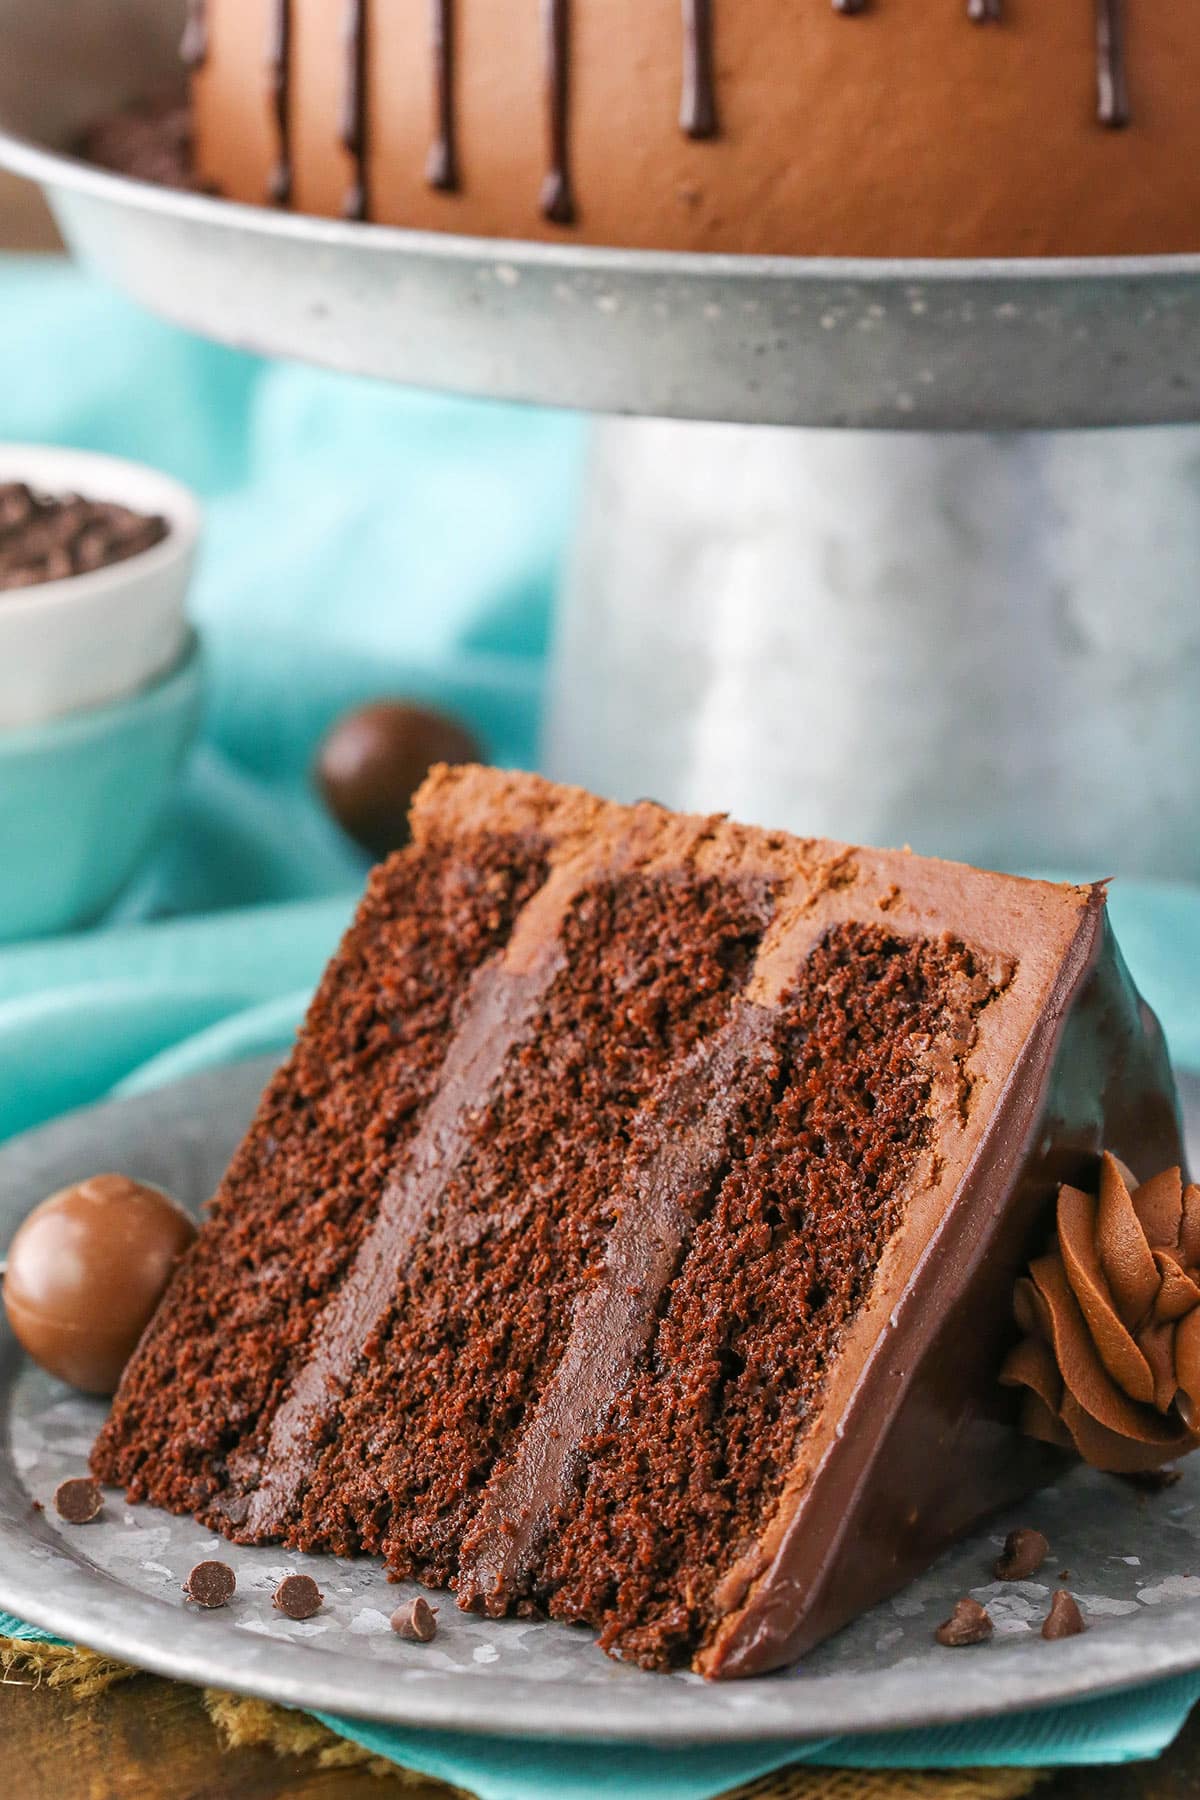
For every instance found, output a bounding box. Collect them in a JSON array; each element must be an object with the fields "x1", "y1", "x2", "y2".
[{"x1": 0, "y1": 1629, "x2": 1044, "y2": 1800}]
